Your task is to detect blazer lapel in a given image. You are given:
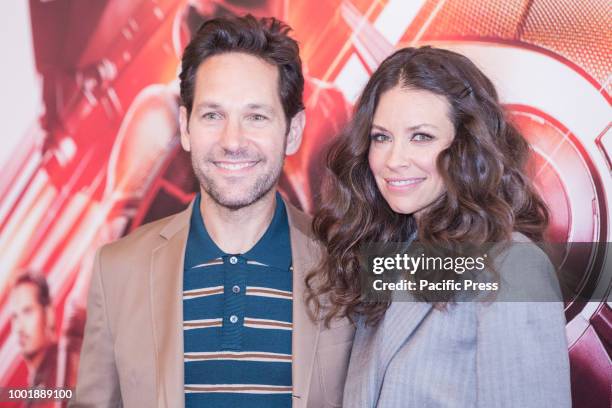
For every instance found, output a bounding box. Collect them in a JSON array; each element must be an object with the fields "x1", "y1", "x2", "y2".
[
  {"x1": 150, "y1": 203, "x2": 192, "y2": 408},
  {"x1": 285, "y1": 201, "x2": 321, "y2": 407},
  {"x1": 374, "y1": 300, "x2": 433, "y2": 402}
]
